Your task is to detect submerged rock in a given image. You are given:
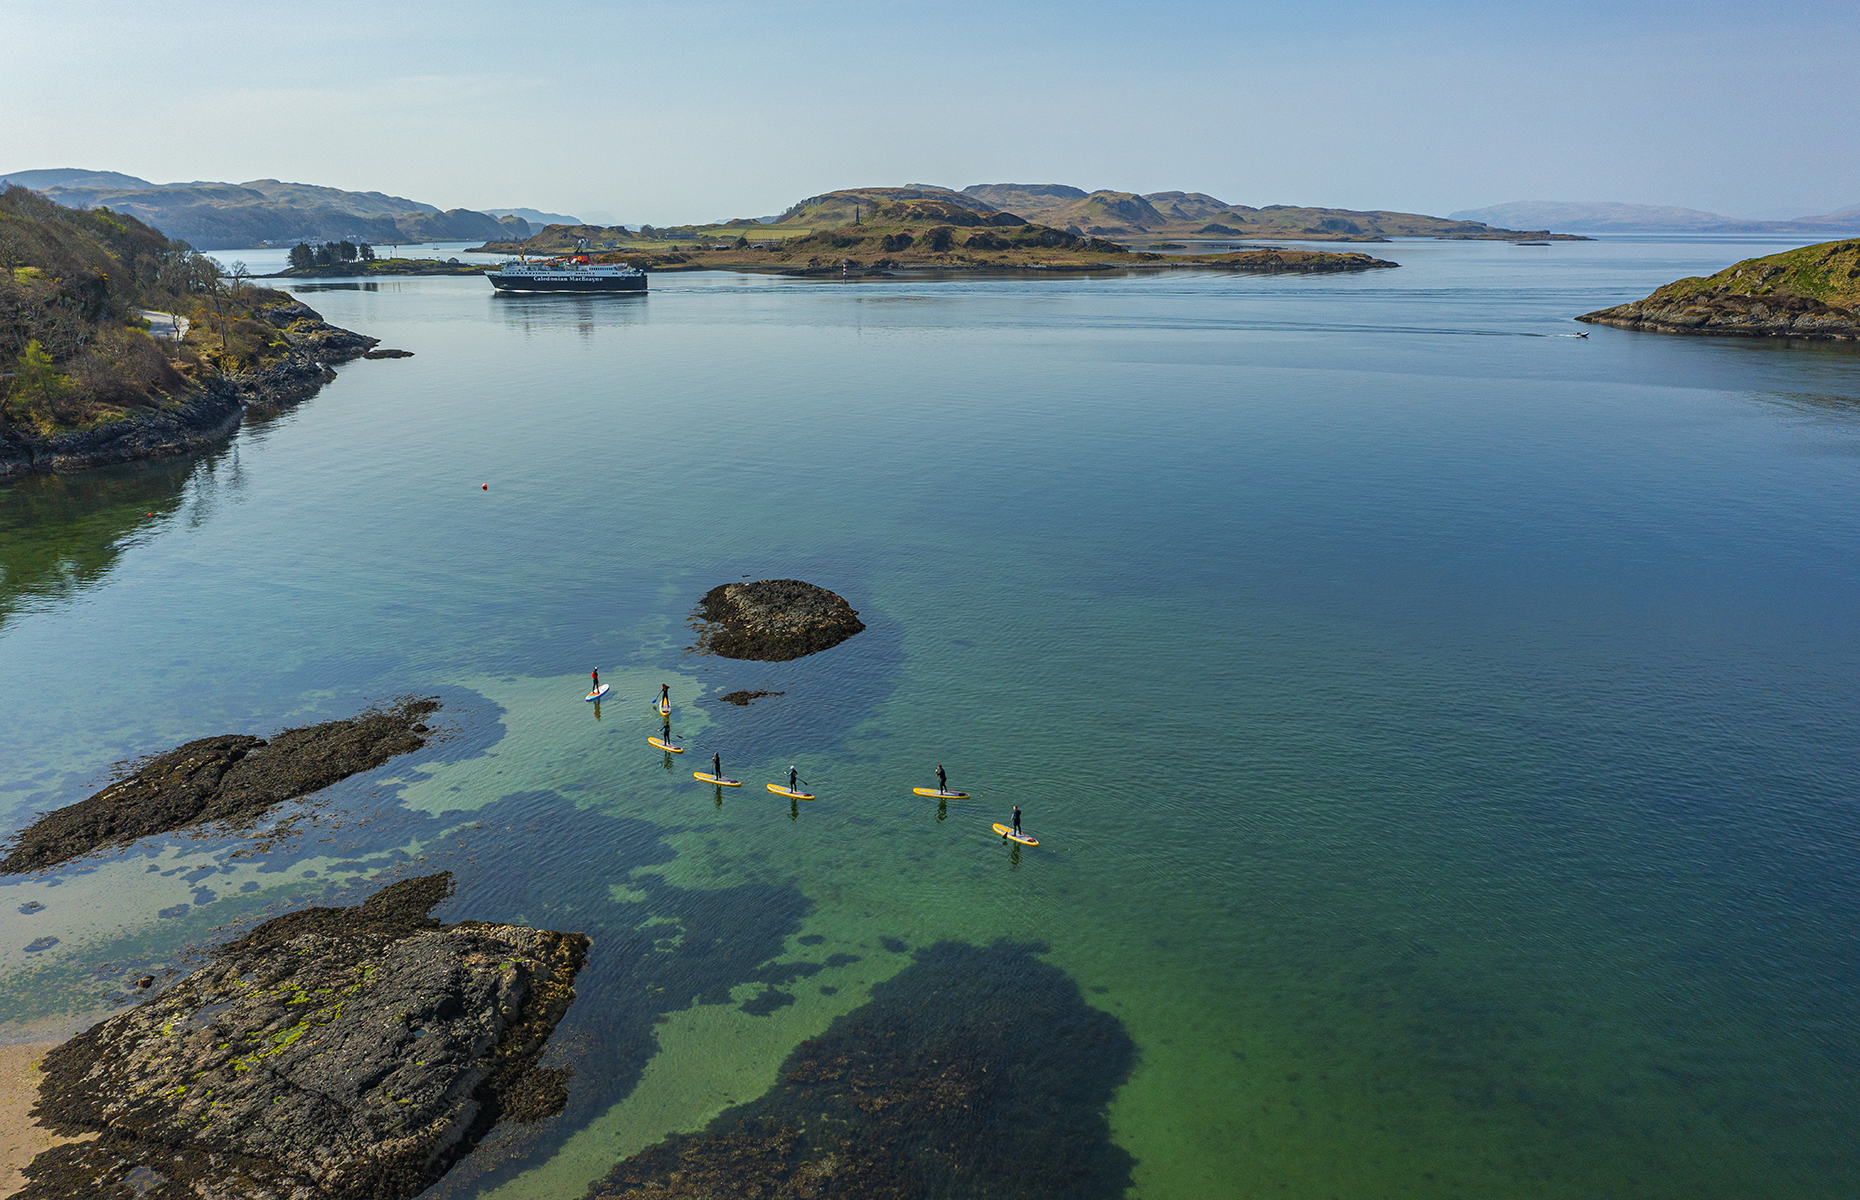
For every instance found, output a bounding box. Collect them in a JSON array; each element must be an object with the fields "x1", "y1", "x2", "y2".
[
  {"x1": 0, "y1": 697, "x2": 440, "y2": 875},
  {"x1": 19, "y1": 872, "x2": 587, "y2": 1200},
  {"x1": 584, "y1": 940, "x2": 1136, "y2": 1200},
  {"x1": 688, "y1": 579, "x2": 865, "y2": 662},
  {"x1": 715, "y1": 689, "x2": 784, "y2": 707}
]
